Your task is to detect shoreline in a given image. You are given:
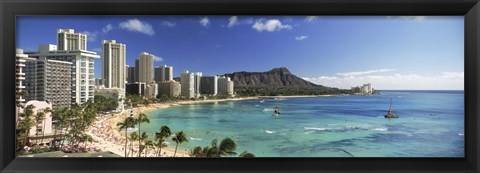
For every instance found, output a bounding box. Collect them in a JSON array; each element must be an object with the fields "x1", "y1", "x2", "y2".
[
  {"x1": 89, "y1": 94, "x2": 342, "y2": 157},
  {"x1": 88, "y1": 96, "x2": 261, "y2": 157}
]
